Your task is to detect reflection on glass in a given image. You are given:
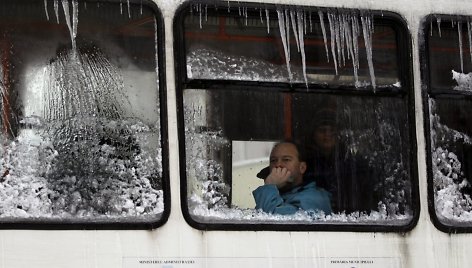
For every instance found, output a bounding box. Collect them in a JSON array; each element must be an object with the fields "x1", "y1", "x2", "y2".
[
  {"x1": 0, "y1": 0, "x2": 163, "y2": 222},
  {"x1": 430, "y1": 99, "x2": 472, "y2": 225},
  {"x1": 427, "y1": 16, "x2": 472, "y2": 226},
  {"x1": 231, "y1": 141, "x2": 273, "y2": 209}
]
